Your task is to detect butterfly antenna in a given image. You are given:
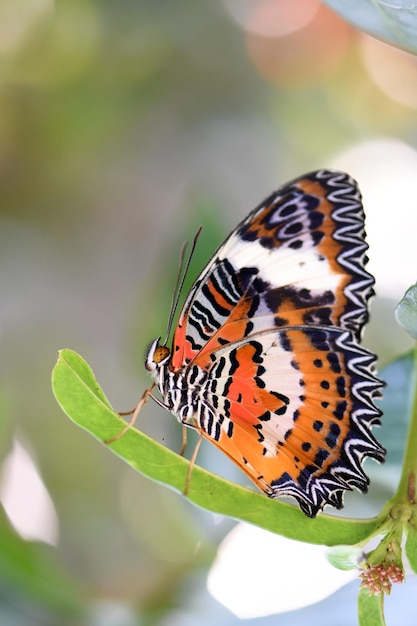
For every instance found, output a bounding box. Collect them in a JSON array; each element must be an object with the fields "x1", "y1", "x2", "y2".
[{"x1": 163, "y1": 226, "x2": 203, "y2": 345}]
